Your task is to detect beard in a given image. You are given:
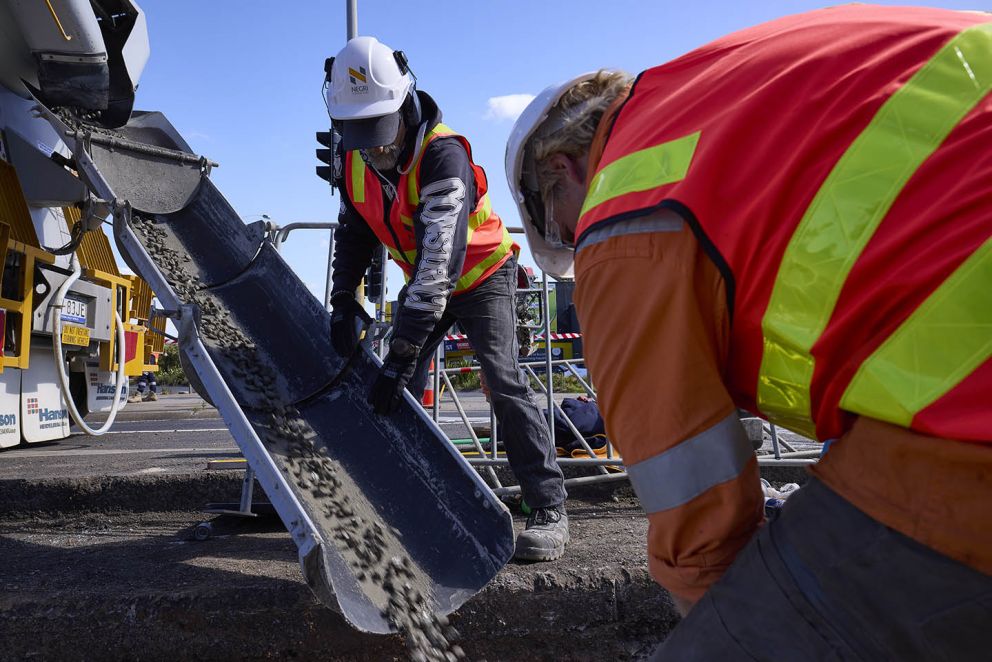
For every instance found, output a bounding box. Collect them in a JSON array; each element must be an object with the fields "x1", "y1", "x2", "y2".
[{"x1": 366, "y1": 143, "x2": 402, "y2": 171}]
